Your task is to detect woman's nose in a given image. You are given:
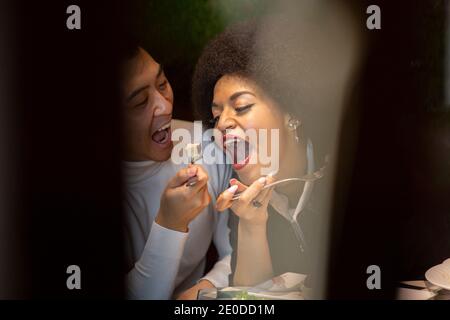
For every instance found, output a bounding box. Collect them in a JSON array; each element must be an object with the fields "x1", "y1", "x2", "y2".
[
  {"x1": 217, "y1": 112, "x2": 236, "y2": 132},
  {"x1": 153, "y1": 91, "x2": 173, "y2": 116}
]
